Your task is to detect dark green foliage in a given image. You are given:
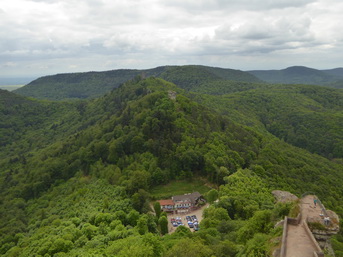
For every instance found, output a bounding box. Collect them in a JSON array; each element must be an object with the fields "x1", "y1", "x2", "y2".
[
  {"x1": 14, "y1": 65, "x2": 261, "y2": 100},
  {"x1": 158, "y1": 216, "x2": 168, "y2": 235},
  {"x1": 332, "y1": 235, "x2": 343, "y2": 257},
  {"x1": 158, "y1": 65, "x2": 261, "y2": 91},
  {"x1": 154, "y1": 202, "x2": 161, "y2": 218},
  {"x1": 14, "y1": 69, "x2": 147, "y2": 100},
  {"x1": 194, "y1": 83, "x2": 343, "y2": 159}
]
